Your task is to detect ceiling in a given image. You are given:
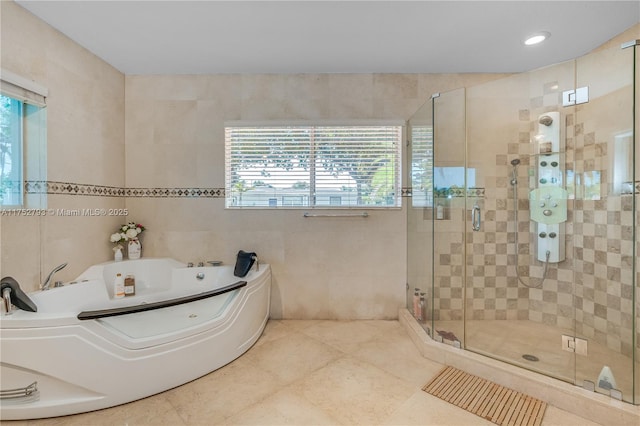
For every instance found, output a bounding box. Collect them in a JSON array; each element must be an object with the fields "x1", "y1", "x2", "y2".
[{"x1": 15, "y1": 1, "x2": 640, "y2": 75}]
